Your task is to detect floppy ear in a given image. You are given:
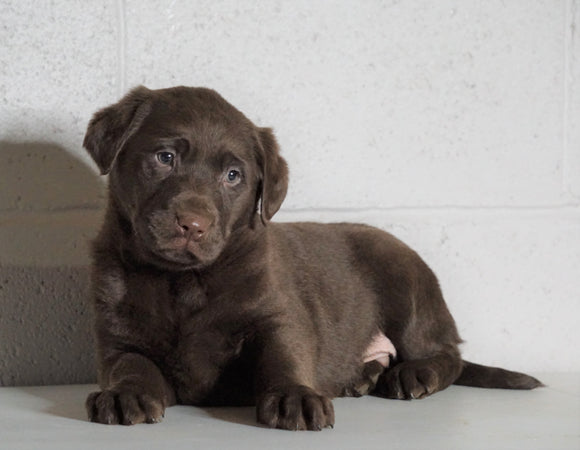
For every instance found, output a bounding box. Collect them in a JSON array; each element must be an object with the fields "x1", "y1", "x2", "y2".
[
  {"x1": 83, "y1": 86, "x2": 153, "y2": 175},
  {"x1": 255, "y1": 127, "x2": 289, "y2": 222}
]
